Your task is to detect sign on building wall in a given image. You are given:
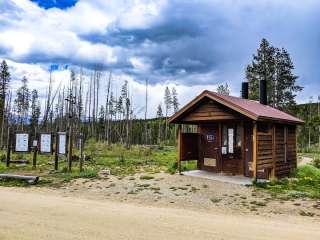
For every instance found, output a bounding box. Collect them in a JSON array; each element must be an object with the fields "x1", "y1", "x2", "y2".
[
  {"x1": 15, "y1": 133, "x2": 29, "y2": 152},
  {"x1": 206, "y1": 133, "x2": 215, "y2": 142},
  {"x1": 58, "y1": 132, "x2": 67, "y2": 155},
  {"x1": 40, "y1": 133, "x2": 52, "y2": 154},
  {"x1": 204, "y1": 158, "x2": 216, "y2": 167},
  {"x1": 228, "y1": 128, "x2": 234, "y2": 153}
]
